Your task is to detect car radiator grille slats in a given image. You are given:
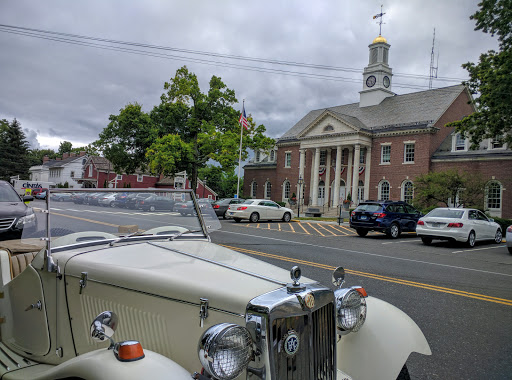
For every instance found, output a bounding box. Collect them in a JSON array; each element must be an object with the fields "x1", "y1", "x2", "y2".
[
  {"x1": 271, "y1": 303, "x2": 335, "y2": 380},
  {"x1": 0, "y1": 218, "x2": 15, "y2": 231}
]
